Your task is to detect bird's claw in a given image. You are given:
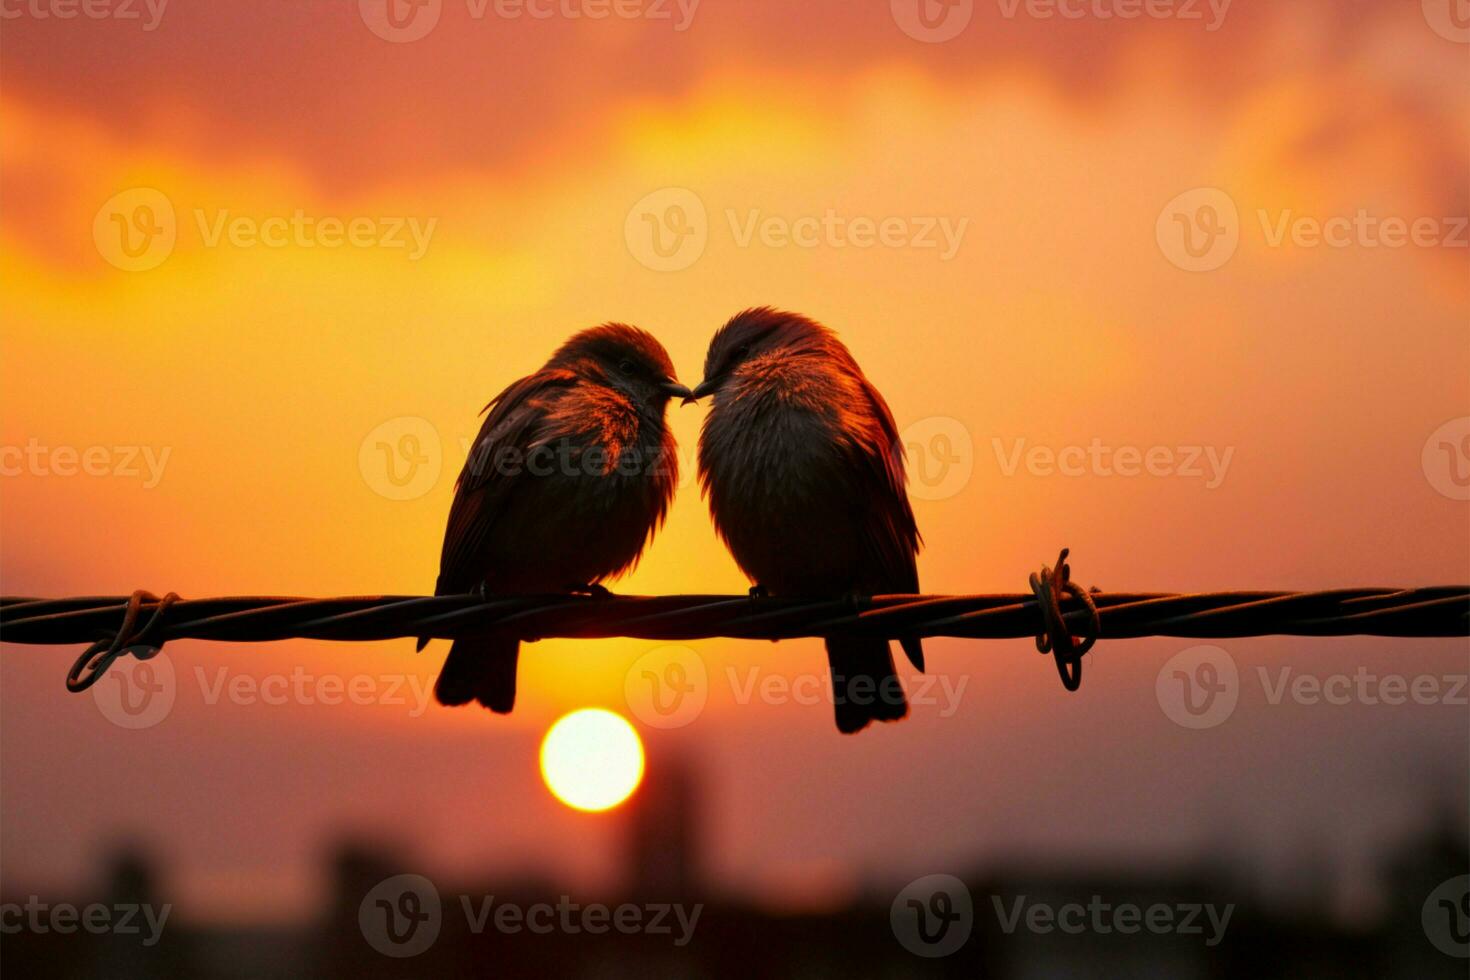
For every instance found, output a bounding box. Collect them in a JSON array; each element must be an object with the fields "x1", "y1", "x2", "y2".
[
  {"x1": 747, "y1": 585, "x2": 776, "y2": 642},
  {"x1": 567, "y1": 583, "x2": 614, "y2": 599}
]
